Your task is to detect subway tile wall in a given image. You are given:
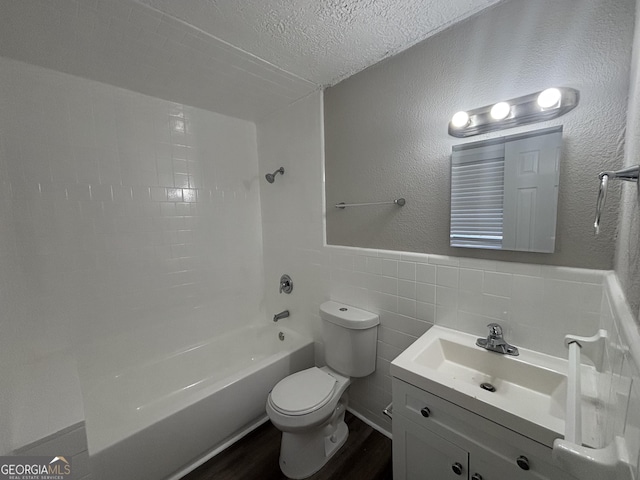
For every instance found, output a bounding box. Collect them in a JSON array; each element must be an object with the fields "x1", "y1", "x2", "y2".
[
  {"x1": 0, "y1": 56, "x2": 265, "y2": 450},
  {"x1": 599, "y1": 274, "x2": 640, "y2": 477},
  {"x1": 324, "y1": 246, "x2": 606, "y2": 431}
]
